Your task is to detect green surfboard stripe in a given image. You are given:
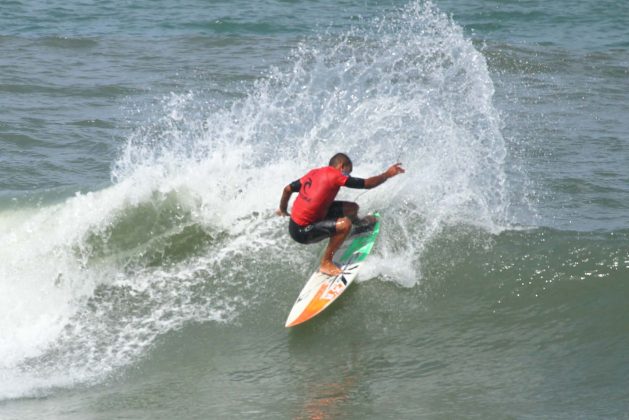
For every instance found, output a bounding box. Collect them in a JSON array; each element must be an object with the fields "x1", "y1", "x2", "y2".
[{"x1": 339, "y1": 213, "x2": 381, "y2": 263}]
